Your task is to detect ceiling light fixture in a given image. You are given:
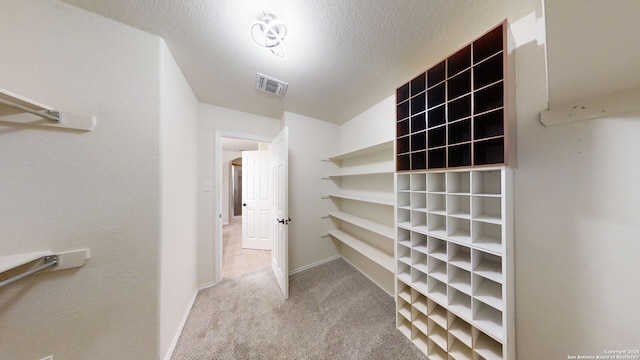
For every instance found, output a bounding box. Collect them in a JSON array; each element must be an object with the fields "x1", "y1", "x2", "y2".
[{"x1": 250, "y1": 12, "x2": 287, "y2": 58}]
